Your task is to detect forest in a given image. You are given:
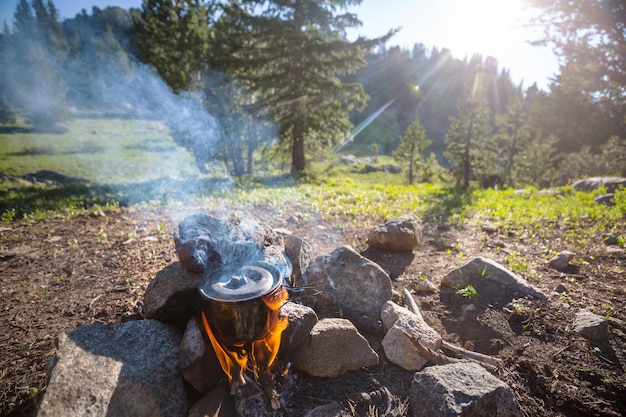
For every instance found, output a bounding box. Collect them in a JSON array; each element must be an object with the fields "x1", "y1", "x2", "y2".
[{"x1": 0, "y1": 0, "x2": 625, "y2": 187}]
